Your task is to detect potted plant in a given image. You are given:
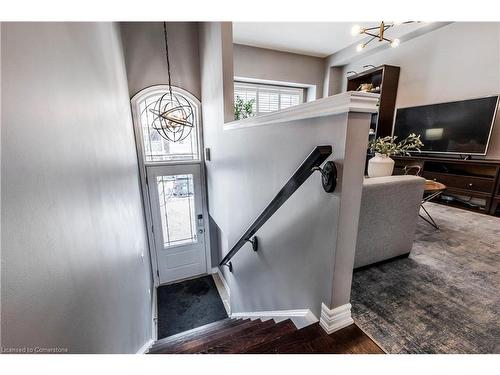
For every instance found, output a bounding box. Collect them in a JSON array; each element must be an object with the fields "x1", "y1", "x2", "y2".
[
  {"x1": 234, "y1": 96, "x2": 255, "y2": 120},
  {"x1": 367, "y1": 133, "x2": 424, "y2": 177}
]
